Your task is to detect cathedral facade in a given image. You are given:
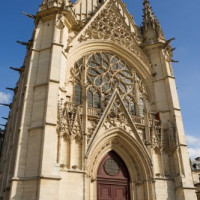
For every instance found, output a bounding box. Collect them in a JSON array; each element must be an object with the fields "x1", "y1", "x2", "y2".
[{"x1": 0, "y1": 0, "x2": 197, "y2": 199}]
